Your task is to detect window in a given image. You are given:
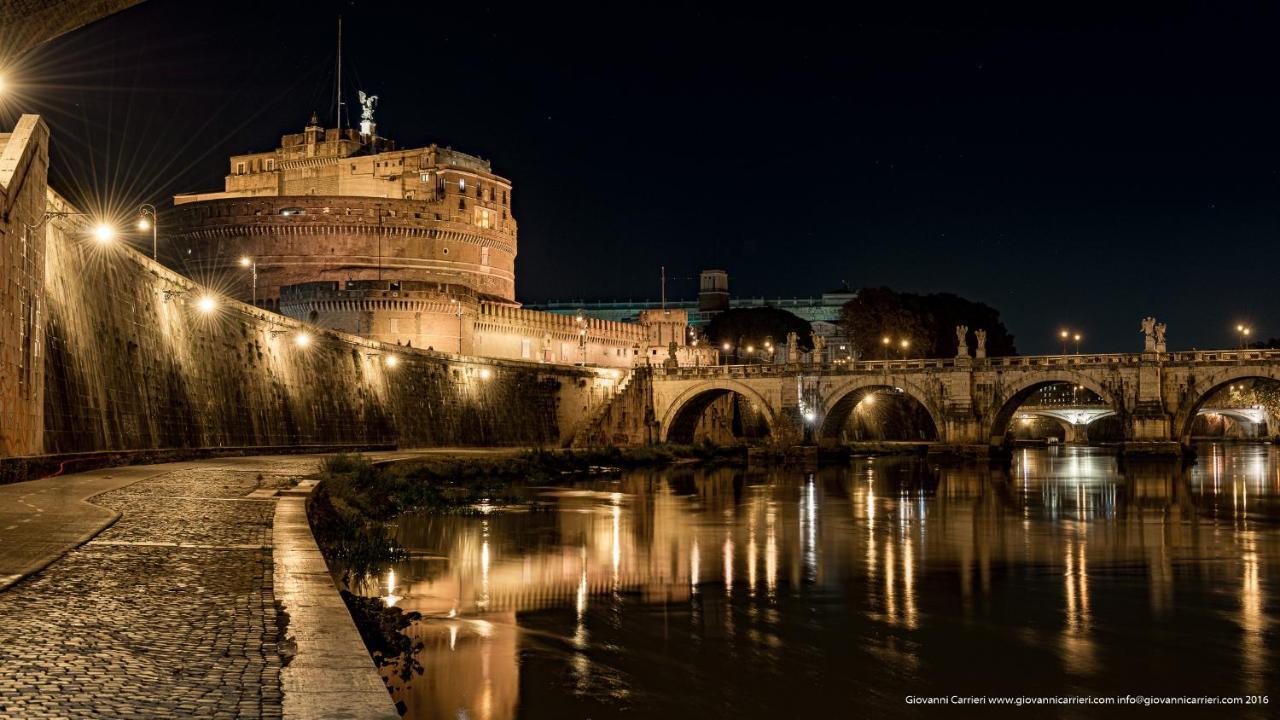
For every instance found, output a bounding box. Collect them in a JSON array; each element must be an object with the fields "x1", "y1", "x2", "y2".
[
  {"x1": 458, "y1": 198, "x2": 466, "y2": 210},
  {"x1": 480, "y1": 246, "x2": 490, "y2": 266},
  {"x1": 236, "y1": 162, "x2": 246, "y2": 175},
  {"x1": 521, "y1": 339, "x2": 531, "y2": 359},
  {"x1": 473, "y1": 206, "x2": 493, "y2": 229},
  {"x1": 458, "y1": 178, "x2": 466, "y2": 192},
  {"x1": 560, "y1": 342, "x2": 571, "y2": 361},
  {"x1": 503, "y1": 190, "x2": 508, "y2": 204},
  {"x1": 476, "y1": 183, "x2": 483, "y2": 198},
  {"x1": 421, "y1": 172, "x2": 432, "y2": 183},
  {"x1": 389, "y1": 318, "x2": 400, "y2": 333},
  {"x1": 265, "y1": 159, "x2": 276, "y2": 171}
]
